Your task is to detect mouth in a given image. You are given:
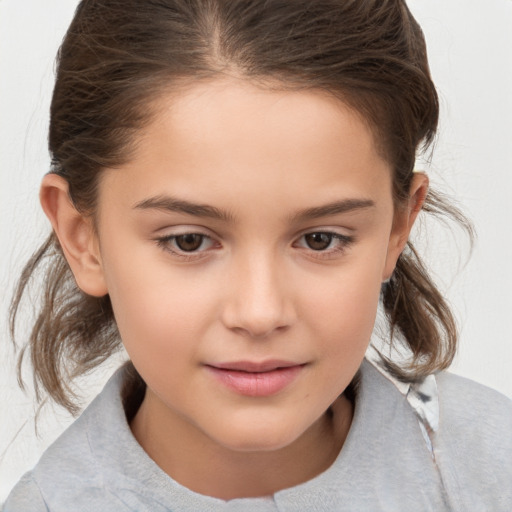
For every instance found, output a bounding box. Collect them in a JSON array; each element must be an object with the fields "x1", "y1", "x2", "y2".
[{"x1": 205, "y1": 360, "x2": 306, "y2": 397}]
